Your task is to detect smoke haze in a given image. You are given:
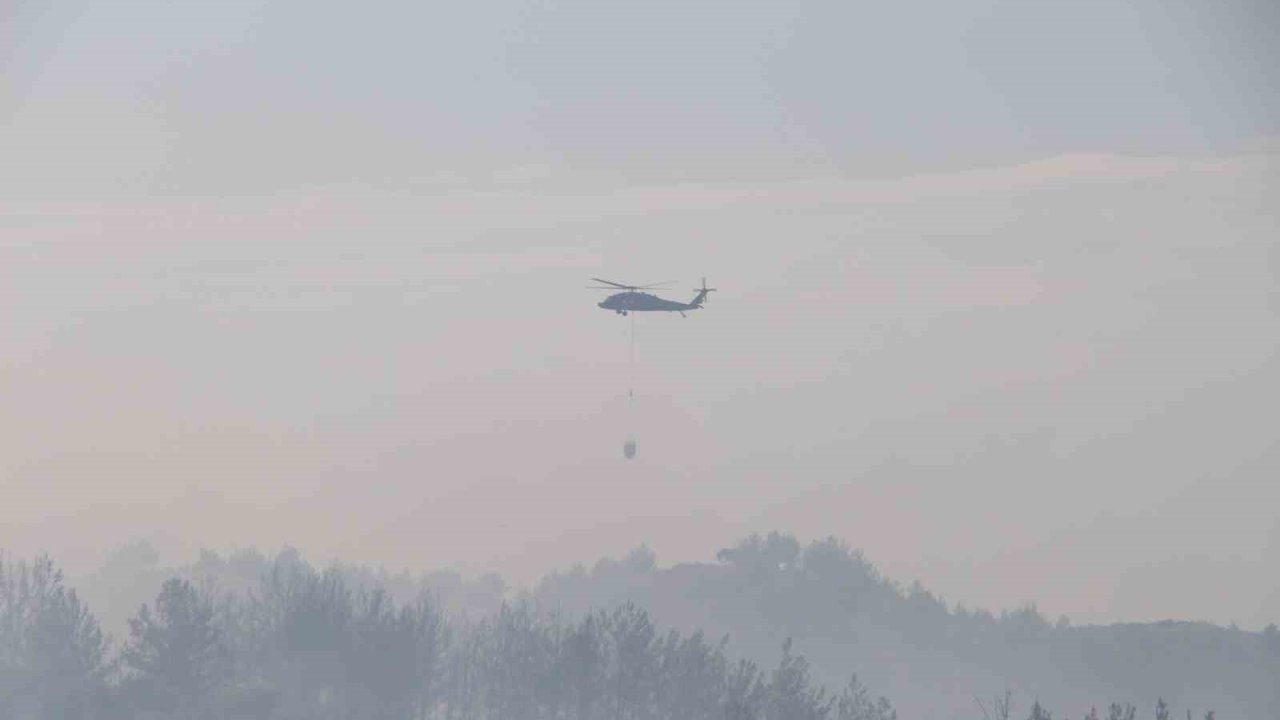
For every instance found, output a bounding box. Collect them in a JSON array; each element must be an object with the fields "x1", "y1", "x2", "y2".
[{"x1": 4, "y1": 0, "x2": 1279, "y2": 634}]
